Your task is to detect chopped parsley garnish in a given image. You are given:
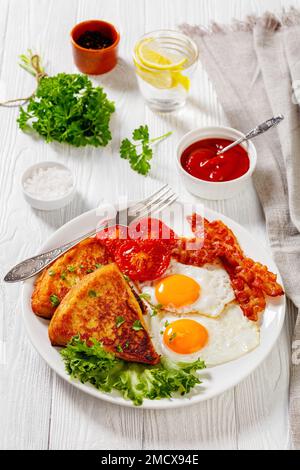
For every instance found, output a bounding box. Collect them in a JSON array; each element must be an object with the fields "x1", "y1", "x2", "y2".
[
  {"x1": 95, "y1": 263, "x2": 102, "y2": 269},
  {"x1": 125, "y1": 342, "x2": 129, "y2": 349},
  {"x1": 60, "y1": 272, "x2": 66, "y2": 281},
  {"x1": 123, "y1": 274, "x2": 130, "y2": 282},
  {"x1": 80, "y1": 264, "x2": 84, "y2": 269},
  {"x1": 116, "y1": 316, "x2": 125, "y2": 328},
  {"x1": 50, "y1": 294, "x2": 60, "y2": 307},
  {"x1": 48, "y1": 269, "x2": 56, "y2": 277},
  {"x1": 168, "y1": 333, "x2": 177, "y2": 343},
  {"x1": 88, "y1": 290, "x2": 97, "y2": 298},
  {"x1": 138, "y1": 293, "x2": 163, "y2": 317},
  {"x1": 86, "y1": 268, "x2": 94, "y2": 274},
  {"x1": 139, "y1": 292, "x2": 151, "y2": 302},
  {"x1": 116, "y1": 345, "x2": 123, "y2": 353},
  {"x1": 132, "y1": 320, "x2": 143, "y2": 331},
  {"x1": 151, "y1": 304, "x2": 163, "y2": 317},
  {"x1": 67, "y1": 265, "x2": 76, "y2": 272},
  {"x1": 164, "y1": 320, "x2": 170, "y2": 328}
]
